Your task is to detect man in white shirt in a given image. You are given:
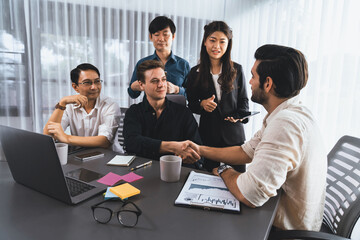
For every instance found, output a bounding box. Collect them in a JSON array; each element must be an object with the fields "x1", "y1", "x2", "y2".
[
  {"x1": 43, "y1": 63, "x2": 123, "y2": 153},
  {"x1": 184, "y1": 44, "x2": 327, "y2": 231}
]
